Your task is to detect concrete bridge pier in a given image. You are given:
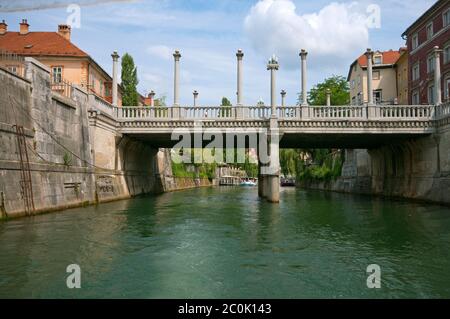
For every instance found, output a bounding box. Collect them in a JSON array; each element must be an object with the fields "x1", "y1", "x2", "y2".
[
  {"x1": 258, "y1": 163, "x2": 265, "y2": 198},
  {"x1": 258, "y1": 118, "x2": 281, "y2": 203}
]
